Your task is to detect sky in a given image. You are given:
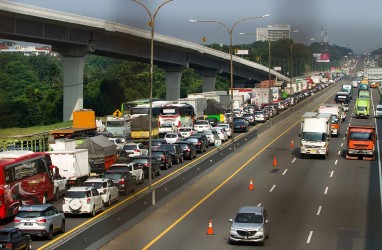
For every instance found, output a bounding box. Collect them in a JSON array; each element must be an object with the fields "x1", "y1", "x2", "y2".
[{"x1": 8, "y1": 0, "x2": 382, "y2": 54}]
